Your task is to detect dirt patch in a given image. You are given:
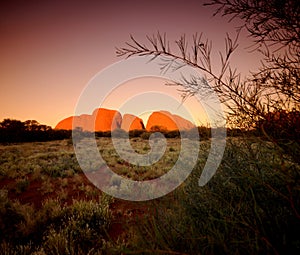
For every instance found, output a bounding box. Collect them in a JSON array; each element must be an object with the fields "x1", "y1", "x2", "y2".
[
  {"x1": 0, "y1": 173, "x2": 151, "y2": 241},
  {"x1": 1, "y1": 173, "x2": 92, "y2": 208},
  {"x1": 108, "y1": 198, "x2": 152, "y2": 241}
]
